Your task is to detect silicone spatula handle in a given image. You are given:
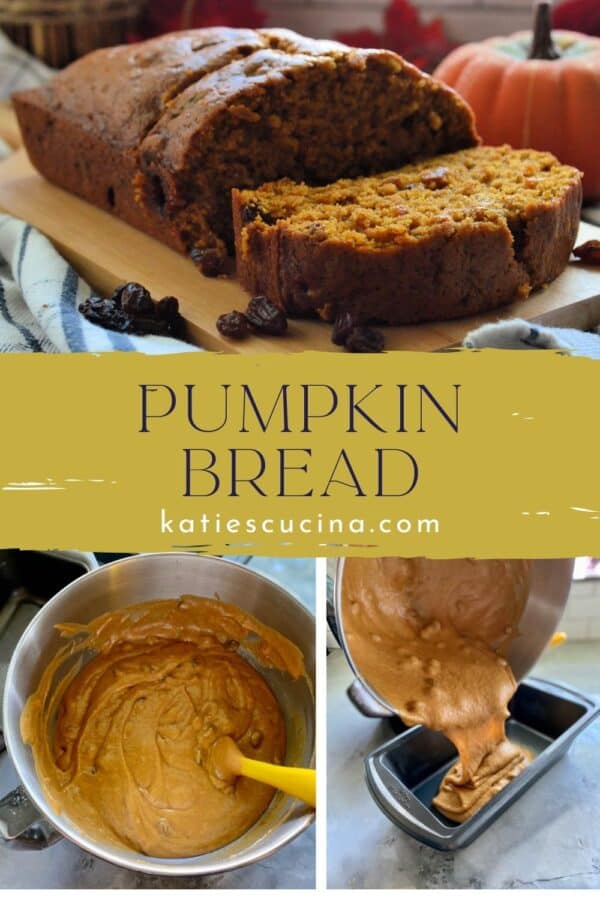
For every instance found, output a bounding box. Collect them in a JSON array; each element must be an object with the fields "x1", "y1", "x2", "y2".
[{"x1": 239, "y1": 757, "x2": 316, "y2": 807}]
